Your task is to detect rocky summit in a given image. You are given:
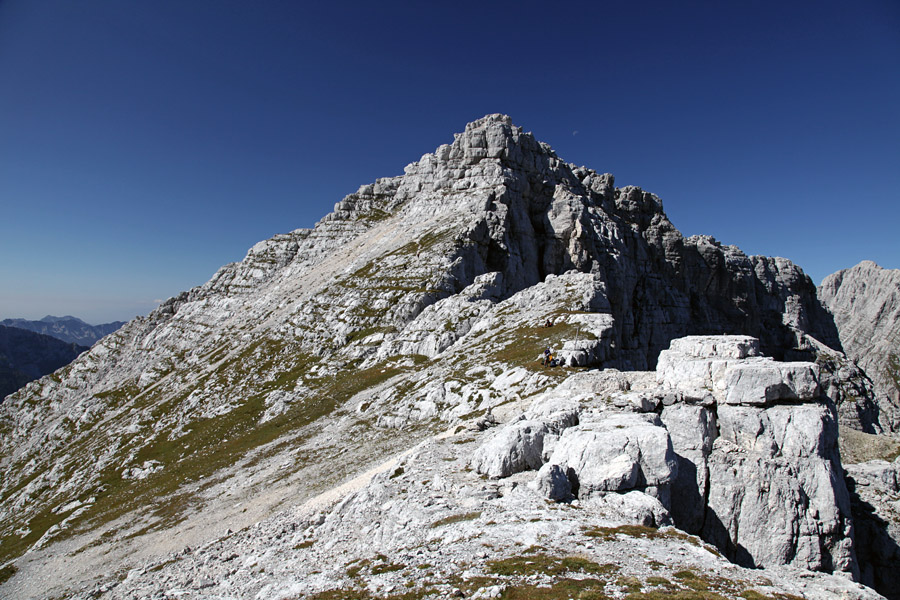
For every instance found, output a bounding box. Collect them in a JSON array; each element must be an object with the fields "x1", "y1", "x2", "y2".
[{"x1": 1, "y1": 115, "x2": 897, "y2": 600}]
